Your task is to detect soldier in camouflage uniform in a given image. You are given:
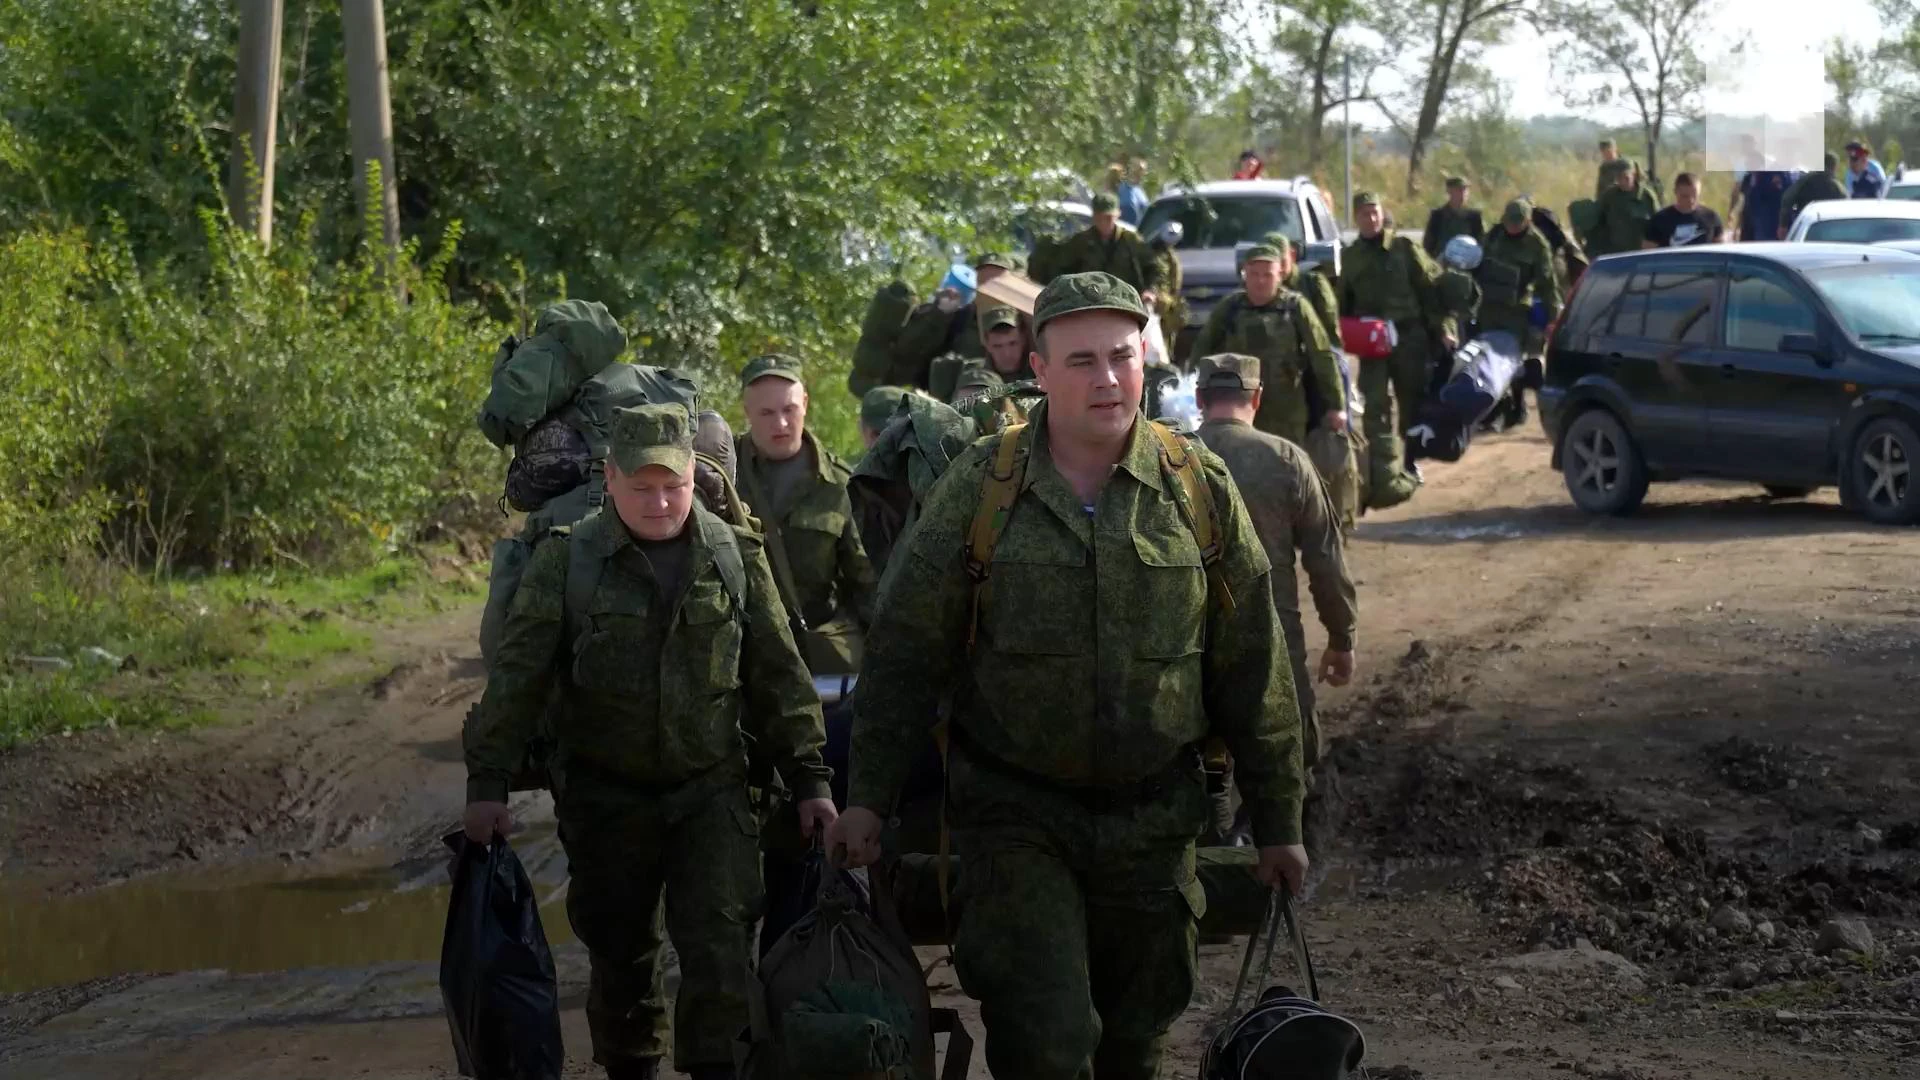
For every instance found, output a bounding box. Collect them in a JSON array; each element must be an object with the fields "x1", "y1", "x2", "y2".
[
  {"x1": 1594, "y1": 139, "x2": 1621, "y2": 202},
  {"x1": 832, "y1": 273, "x2": 1308, "y2": 1080},
  {"x1": 1338, "y1": 191, "x2": 1452, "y2": 498},
  {"x1": 1274, "y1": 238, "x2": 1366, "y2": 534},
  {"x1": 735, "y1": 354, "x2": 879, "y2": 676},
  {"x1": 1422, "y1": 177, "x2": 1486, "y2": 259},
  {"x1": 859, "y1": 385, "x2": 916, "y2": 449},
  {"x1": 1193, "y1": 353, "x2": 1358, "y2": 778},
  {"x1": 1585, "y1": 160, "x2": 1657, "y2": 258},
  {"x1": 1476, "y1": 201, "x2": 1560, "y2": 430},
  {"x1": 464, "y1": 404, "x2": 835, "y2": 1080},
  {"x1": 1038, "y1": 193, "x2": 1165, "y2": 305},
  {"x1": 1185, "y1": 242, "x2": 1346, "y2": 448}
]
